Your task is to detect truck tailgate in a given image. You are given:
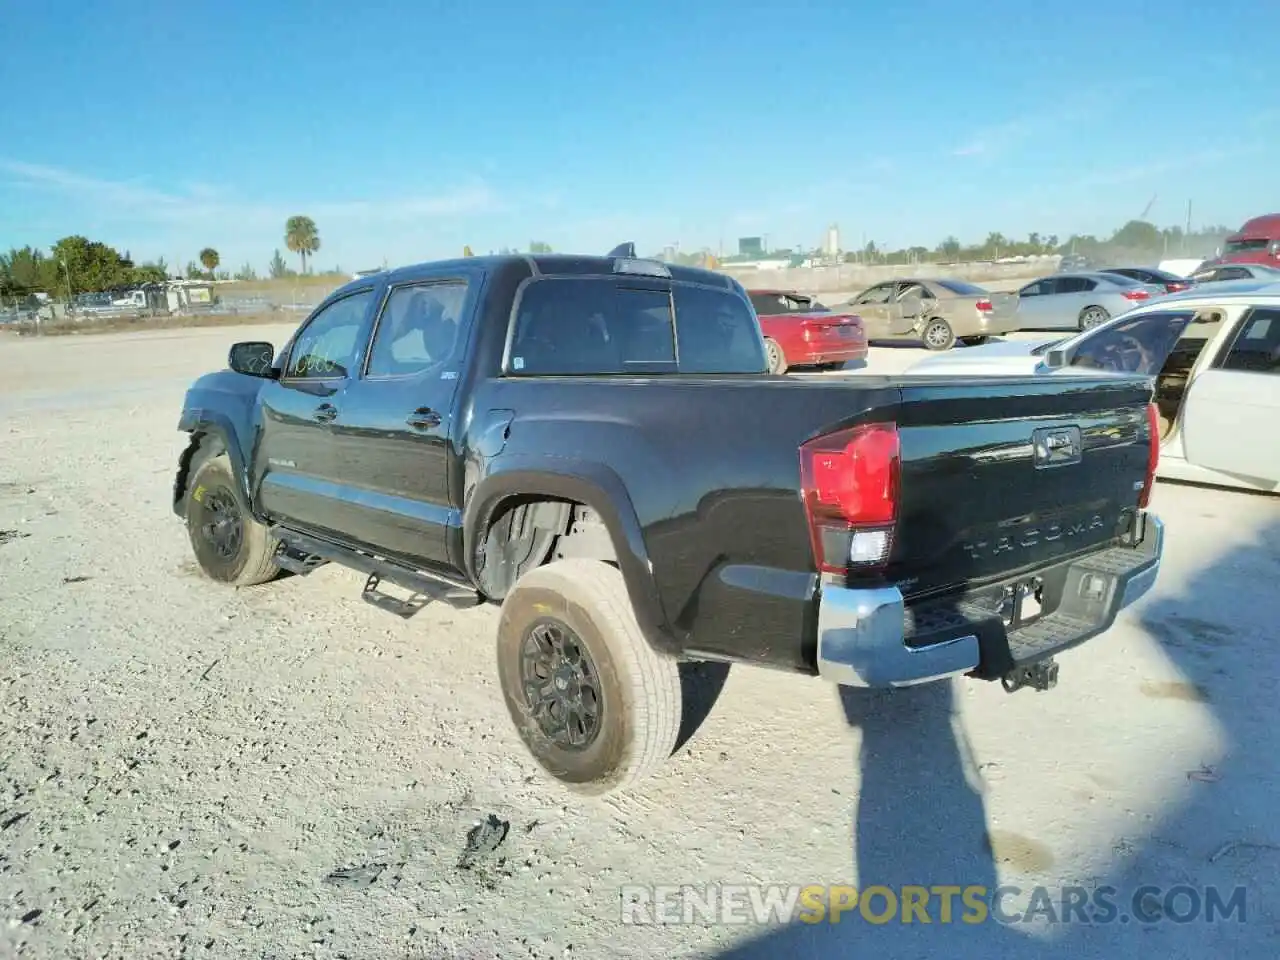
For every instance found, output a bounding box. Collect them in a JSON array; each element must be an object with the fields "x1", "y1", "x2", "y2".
[{"x1": 885, "y1": 375, "x2": 1154, "y2": 600}]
